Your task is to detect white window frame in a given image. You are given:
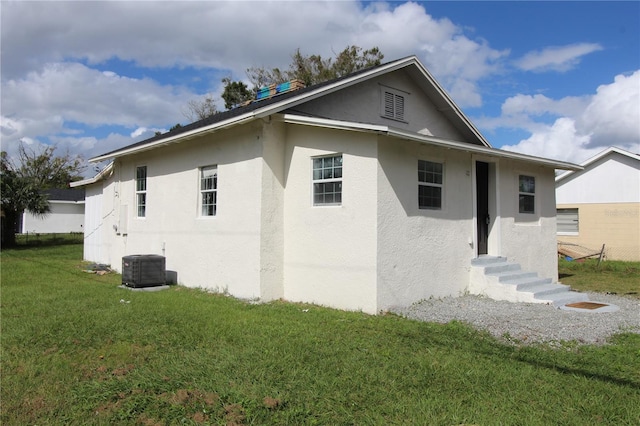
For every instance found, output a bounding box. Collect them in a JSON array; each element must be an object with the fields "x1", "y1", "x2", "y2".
[
  {"x1": 312, "y1": 154, "x2": 342, "y2": 206},
  {"x1": 200, "y1": 165, "x2": 217, "y2": 217},
  {"x1": 380, "y1": 86, "x2": 407, "y2": 122},
  {"x1": 418, "y1": 159, "x2": 444, "y2": 210},
  {"x1": 135, "y1": 165, "x2": 147, "y2": 218},
  {"x1": 518, "y1": 174, "x2": 536, "y2": 214}
]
